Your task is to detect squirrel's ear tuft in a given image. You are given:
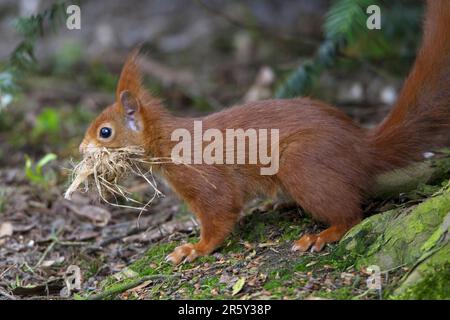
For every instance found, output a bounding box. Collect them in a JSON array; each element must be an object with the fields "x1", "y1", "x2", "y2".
[{"x1": 115, "y1": 48, "x2": 142, "y2": 104}]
